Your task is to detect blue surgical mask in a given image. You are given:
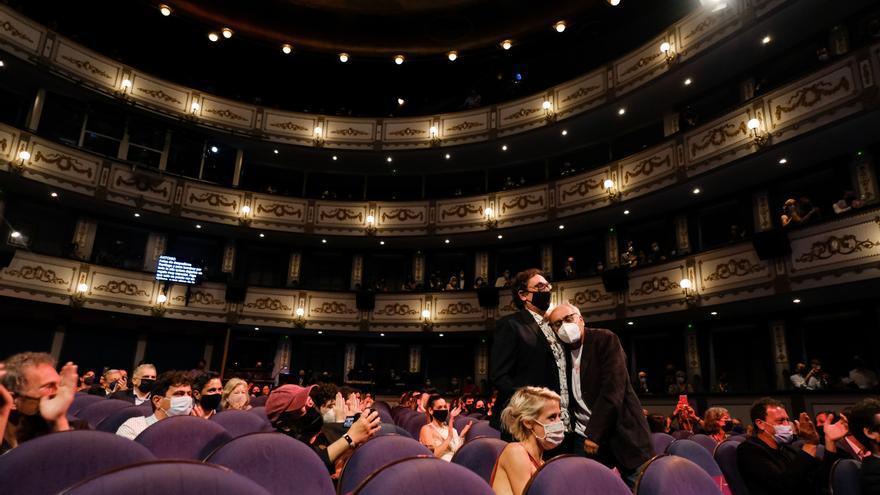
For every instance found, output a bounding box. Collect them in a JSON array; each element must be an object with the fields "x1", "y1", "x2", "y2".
[
  {"x1": 772, "y1": 424, "x2": 794, "y2": 444},
  {"x1": 164, "y1": 395, "x2": 193, "y2": 417}
]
